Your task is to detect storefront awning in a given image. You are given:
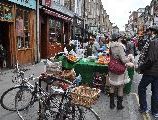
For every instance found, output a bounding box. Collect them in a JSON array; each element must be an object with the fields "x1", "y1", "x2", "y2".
[
  {"x1": 41, "y1": 0, "x2": 74, "y2": 18},
  {"x1": 43, "y1": 8, "x2": 73, "y2": 21},
  {"x1": 52, "y1": 1, "x2": 74, "y2": 17}
]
